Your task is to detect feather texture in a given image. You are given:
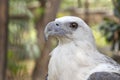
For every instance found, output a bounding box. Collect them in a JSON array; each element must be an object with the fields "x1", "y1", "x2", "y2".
[{"x1": 45, "y1": 16, "x2": 120, "y2": 80}]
